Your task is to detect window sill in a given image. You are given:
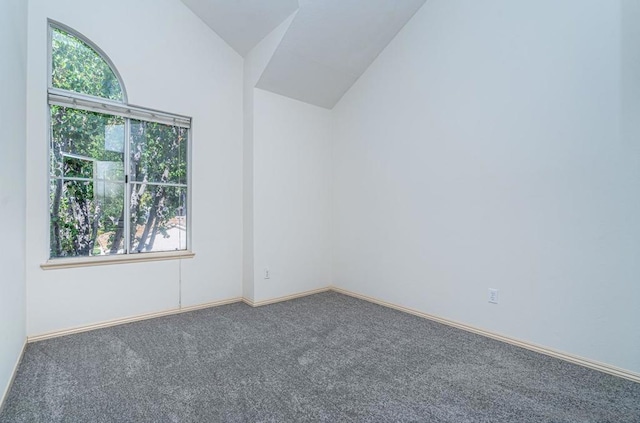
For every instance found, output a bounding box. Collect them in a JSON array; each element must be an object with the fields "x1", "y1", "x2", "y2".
[{"x1": 41, "y1": 250, "x2": 195, "y2": 270}]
